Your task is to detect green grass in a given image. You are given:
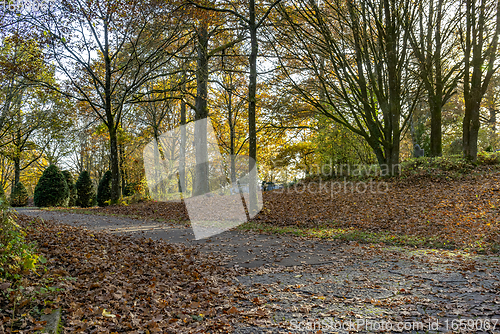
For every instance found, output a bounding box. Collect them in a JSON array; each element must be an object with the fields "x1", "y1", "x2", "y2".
[{"x1": 238, "y1": 221, "x2": 457, "y2": 249}]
